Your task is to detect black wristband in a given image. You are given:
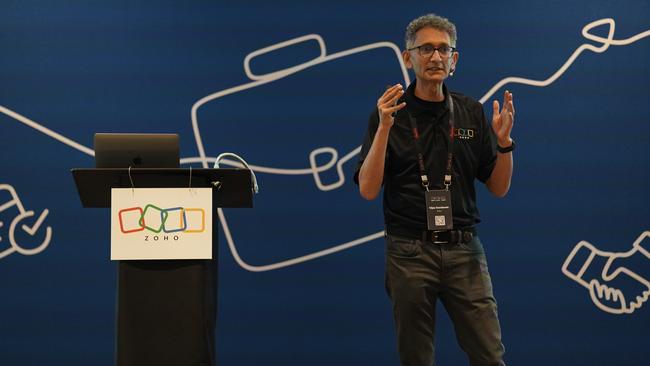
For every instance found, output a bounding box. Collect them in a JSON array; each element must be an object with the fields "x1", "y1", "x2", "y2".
[{"x1": 497, "y1": 139, "x2": 515, "y2": 153}]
